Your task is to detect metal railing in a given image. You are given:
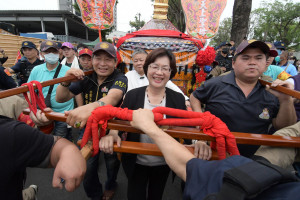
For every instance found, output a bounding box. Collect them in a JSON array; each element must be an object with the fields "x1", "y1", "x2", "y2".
[{"x1": 54, "y1": 35, "x2": 90, "y2": 44}]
